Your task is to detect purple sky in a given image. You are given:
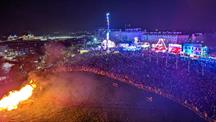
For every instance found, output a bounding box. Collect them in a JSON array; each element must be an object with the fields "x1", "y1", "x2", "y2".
[{"x1": 0, "y1": 0, "x2": 216, "y2": 33}]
